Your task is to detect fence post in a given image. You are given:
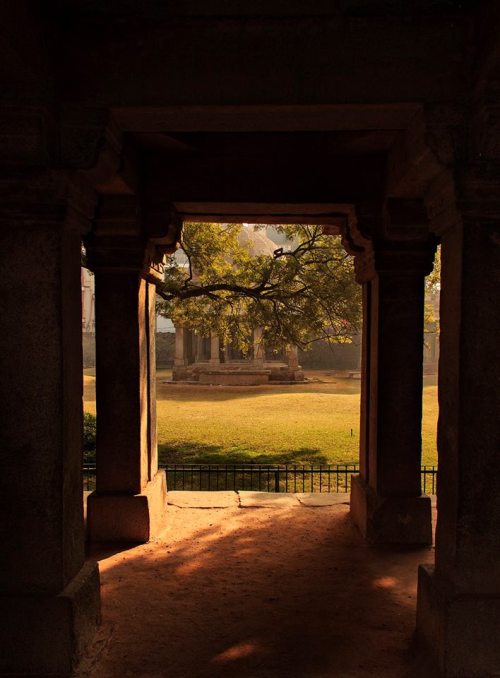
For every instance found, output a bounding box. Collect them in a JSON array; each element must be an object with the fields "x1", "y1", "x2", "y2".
[{"x1": 274, "y1": 469, "x2": 280, "y2": 493}]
